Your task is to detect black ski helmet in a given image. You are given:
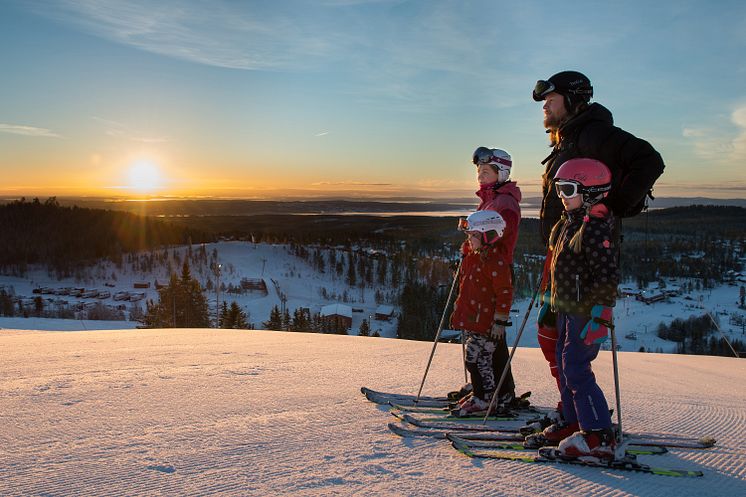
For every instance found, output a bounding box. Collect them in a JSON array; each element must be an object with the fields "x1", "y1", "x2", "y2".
[{"x1": 533, "y1": 70, "x2": 593, "y2": 111}]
